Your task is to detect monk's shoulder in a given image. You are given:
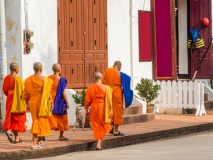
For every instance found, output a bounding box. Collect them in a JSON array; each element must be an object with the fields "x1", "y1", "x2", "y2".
[
  {"x1": 105, "y1": 68, "x2": 113, "y2": 73},
  {"x1": 25, "y1": 75, "x2": 34, "y2": 83},
  {"x1": 4, "y1": 75, "x2": 11, "y2": 80}
]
